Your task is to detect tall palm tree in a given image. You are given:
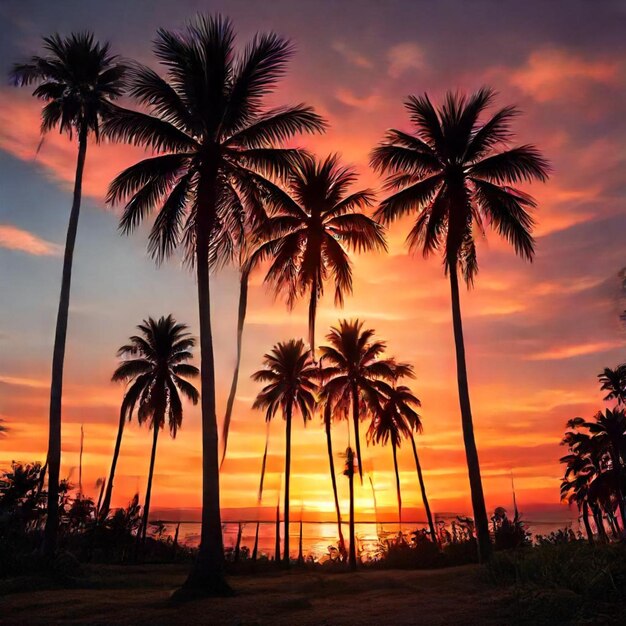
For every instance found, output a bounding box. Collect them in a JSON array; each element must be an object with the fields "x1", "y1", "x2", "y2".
[
  {"x1": 259, "y1": 155, "x2": 387, "y2": 355},
  {"x1": 252, "y1": 339, "x2": 318, "y2": 565},
  {"x1": 10, "y1": 33, "x2": 127, "y2": 558},
  {"x1": 105, "y1": 15, "x2": 324, "y2": 594},
  {"x1": 110, "y1": 316, "x2": 199, "y2": 543},
  {"x1": 371, "y1": 88, "x2": 549, "y2": 561},
  {"x1": 342, "y1": 445, "x2": 358, "y2": 570},
  {"x1": 319, "y1": 320, "x2": 398, "y2": 483}
]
